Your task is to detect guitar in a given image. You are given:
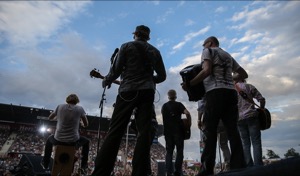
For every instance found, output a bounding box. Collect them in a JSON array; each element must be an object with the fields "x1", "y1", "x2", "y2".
[
  {"x1": 182, "y1": 118, "x2": 191, "y2": 140},
  {"x1": 90, "y1": 69, "x2": 120, "y2": 85}
]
